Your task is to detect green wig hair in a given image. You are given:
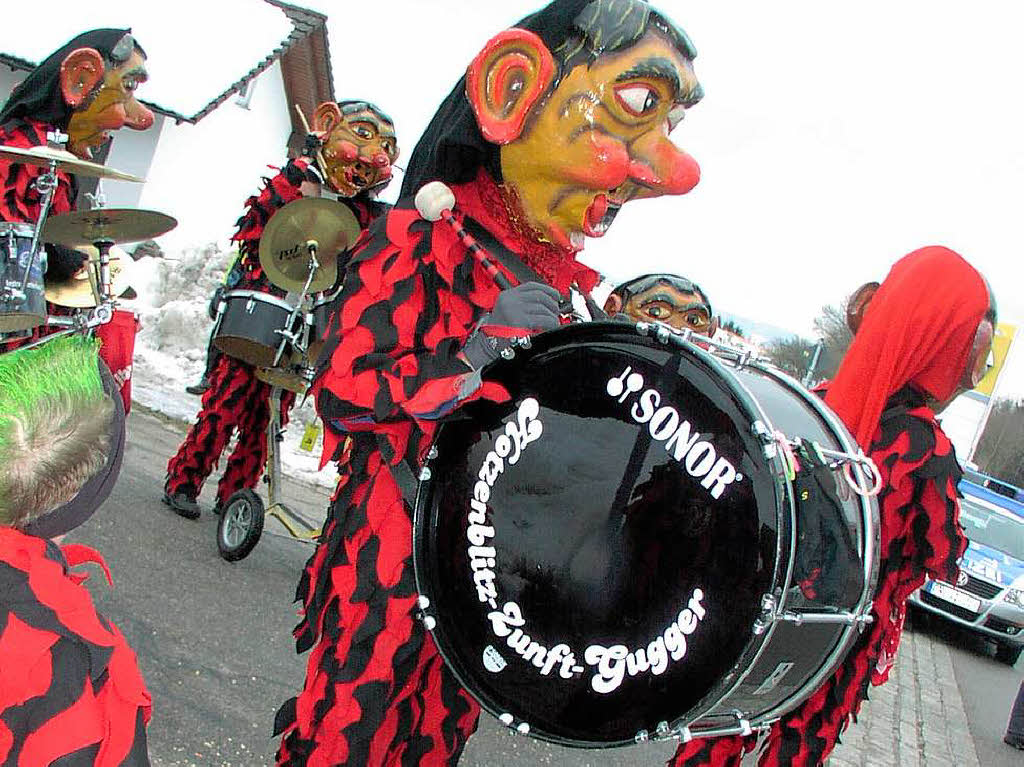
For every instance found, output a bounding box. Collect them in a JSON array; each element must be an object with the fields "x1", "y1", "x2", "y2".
[{"x1": 0, "y1": 336, "x2": 113, "y2": 529}]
